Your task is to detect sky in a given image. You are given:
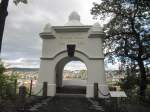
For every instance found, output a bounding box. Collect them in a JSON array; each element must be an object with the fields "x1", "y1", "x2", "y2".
[
  {"x1": 1, "y1": 0, "x2": 118, "y2": 70},
  {"x1": 64, "y1": 61, "x2": 87, "y2": 71}
]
